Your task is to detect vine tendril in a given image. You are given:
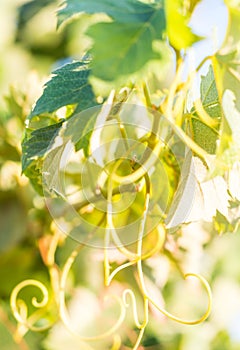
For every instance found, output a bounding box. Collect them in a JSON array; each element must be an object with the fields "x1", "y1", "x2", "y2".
[
  {"x1": 136, "y1": 182, "x2": 212, "y2": 325},
  {"x1": 58, "y1": 232, "x2": 126, "y2": 341},
  {"x1": 10, "y1": 279, "x2": 53, "y2": 332}
]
